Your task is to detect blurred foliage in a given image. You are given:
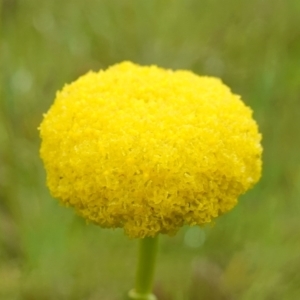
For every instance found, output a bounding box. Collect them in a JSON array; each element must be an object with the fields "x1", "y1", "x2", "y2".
[{"x1": 1, "y1": 0, "x2": 300, "y2": 299}]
